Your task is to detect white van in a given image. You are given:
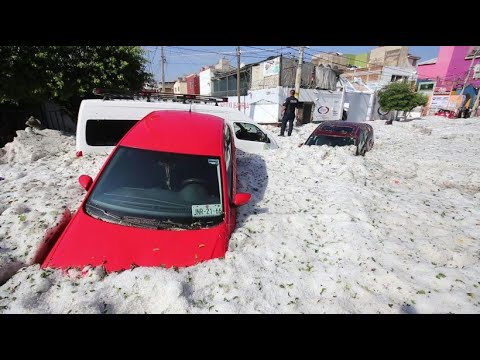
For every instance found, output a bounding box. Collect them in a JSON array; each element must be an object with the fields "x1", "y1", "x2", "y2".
[{"x1": 76, "y1": 98, "x2": 278, "y2": 156}]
